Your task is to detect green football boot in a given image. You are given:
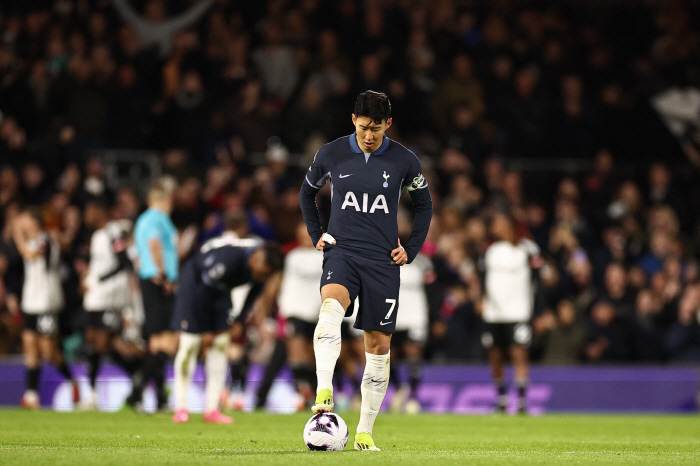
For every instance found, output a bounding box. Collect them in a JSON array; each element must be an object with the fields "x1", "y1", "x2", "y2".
[
  {"x1": 311, "y1": 388, "x2": 334, "y2": 413},
  {"x1": 354, "y1": 432, "x2": 381, "y2": 451}
]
